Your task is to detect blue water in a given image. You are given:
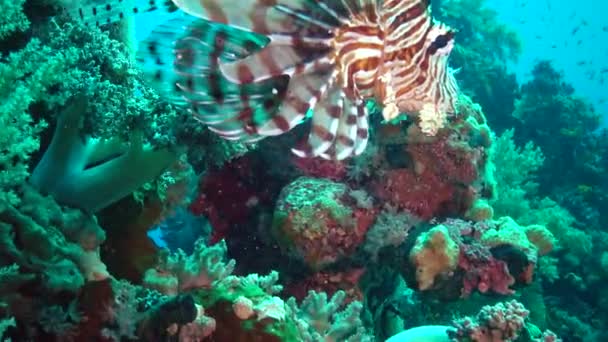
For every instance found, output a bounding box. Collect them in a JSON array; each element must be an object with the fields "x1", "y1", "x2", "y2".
[{"x1": 487, "y1": 0, "x2": 608, "y2": 126}]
